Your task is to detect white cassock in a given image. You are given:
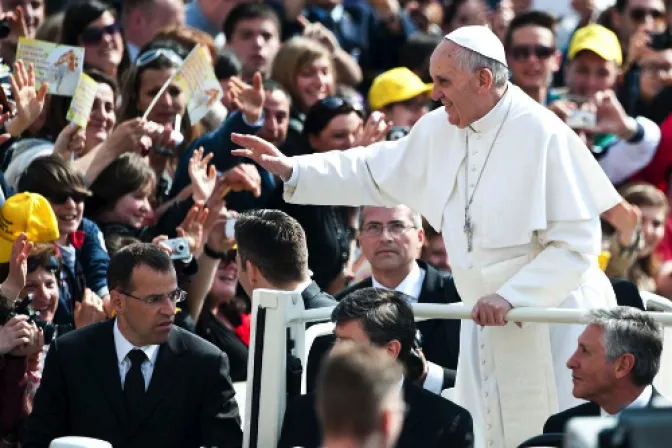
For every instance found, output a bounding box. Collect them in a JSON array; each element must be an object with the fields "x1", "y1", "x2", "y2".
[{"x1": 283, "y1": 83, "x2": 621, "y2": 447}]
